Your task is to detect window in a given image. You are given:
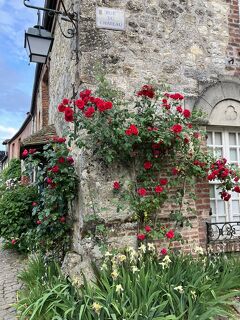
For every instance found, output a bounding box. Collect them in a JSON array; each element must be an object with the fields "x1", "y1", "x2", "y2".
[
  {"x1": 12, "y1": 143, "x2": 15, "y2": 158},
  {"x1": 207, "y1": 129, "x2": 240, "y2": 223}
]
